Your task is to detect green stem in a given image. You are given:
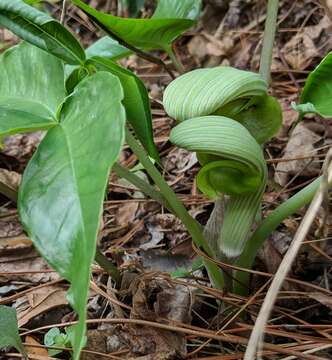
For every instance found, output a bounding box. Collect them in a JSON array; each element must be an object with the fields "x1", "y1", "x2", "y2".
[
  {"x1": 112, "y1": 163, "x2": 170, "y2": 209},
  {"x1": 166, "y1": 46, "x2": 185, "y2": 74},
  {"x1": 259, "y1": 0, "x2": 279, "y2": 84},
  {"x1": 234, "y1": 177, "x2": 321, "y2": 295},
  {"x1": 125, "y1": 129, "x2": 224, "y2": 289},
  {"x1": 95, "y1": 249, "x2": 121, "y2": 285}
]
